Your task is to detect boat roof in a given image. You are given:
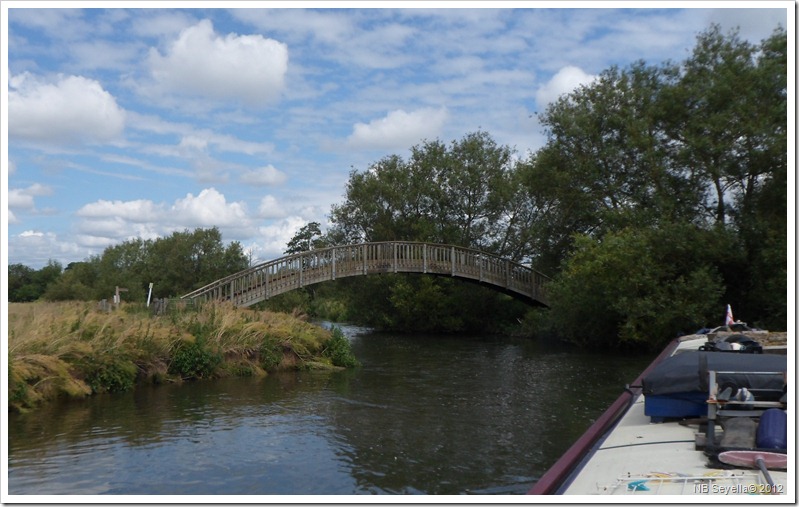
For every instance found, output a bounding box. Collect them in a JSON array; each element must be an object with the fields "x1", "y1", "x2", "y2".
[{"x1": 558, "y1": 337, "x2": 793, "y2": 498}]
